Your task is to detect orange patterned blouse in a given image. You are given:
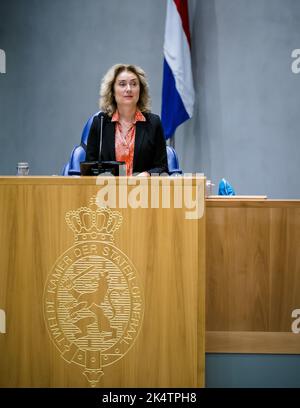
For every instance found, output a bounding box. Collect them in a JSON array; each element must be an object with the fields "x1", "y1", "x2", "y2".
[{"x1": 112, "y1": 109, "x2": 146, "y2": 176}]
